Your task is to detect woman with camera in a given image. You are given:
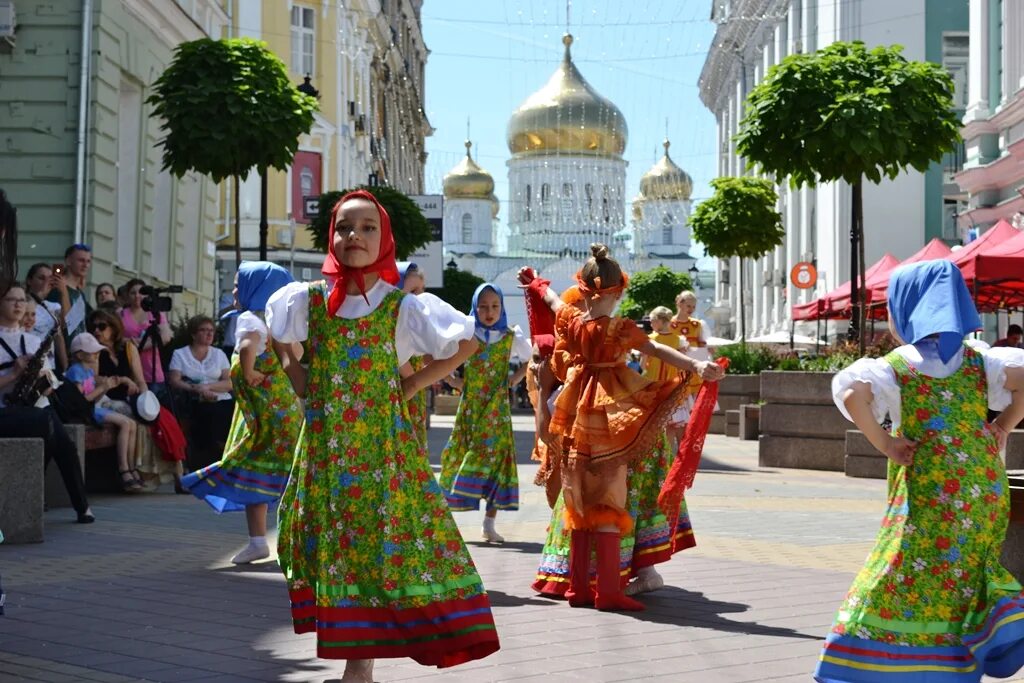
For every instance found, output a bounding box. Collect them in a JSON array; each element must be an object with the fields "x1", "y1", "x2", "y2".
[
  {"x1": 121, "y1": 278, "x2": 172, "y2": 397},
  {"x1": 168, "y1": 315, "x2": 234, "y2": 469}
]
